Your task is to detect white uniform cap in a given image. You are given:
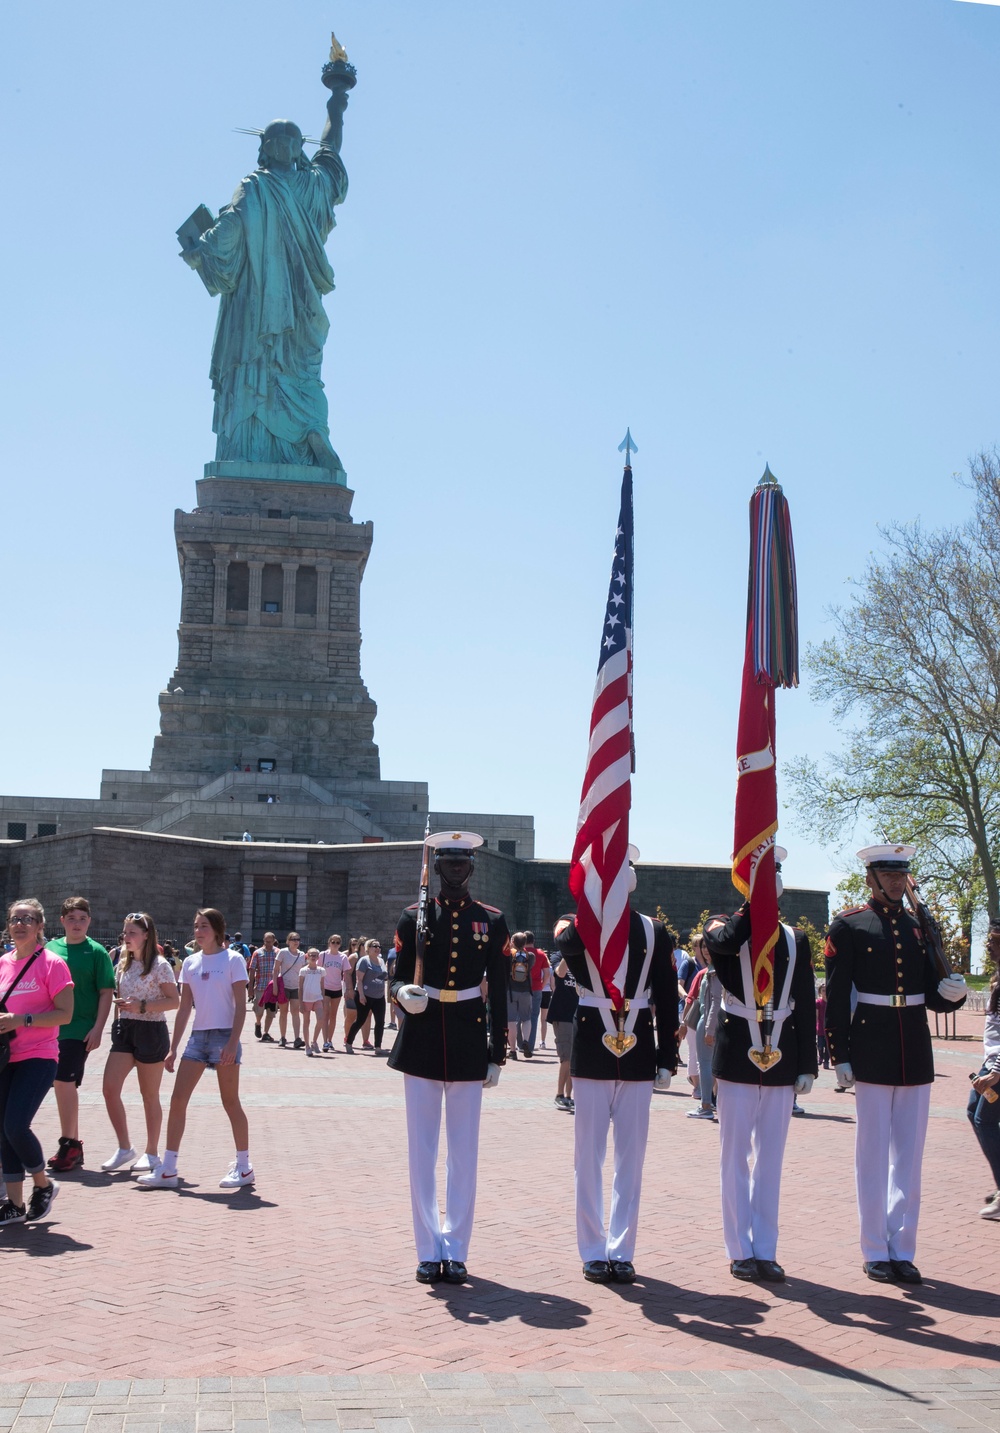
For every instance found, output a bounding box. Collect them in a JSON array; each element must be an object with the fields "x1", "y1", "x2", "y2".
[
  {"x1": 627, "y1": 843, "x2": 641, "y2": 863},
  {"x1": 426, "y1": 831, "x2": 484, "y2": 853},
  {"x1": 857, "y1": 842, "x2": 916, "y2": 868},
  {"x1": 775, "y1": 845, "x2": 788, "y2": 864}
]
